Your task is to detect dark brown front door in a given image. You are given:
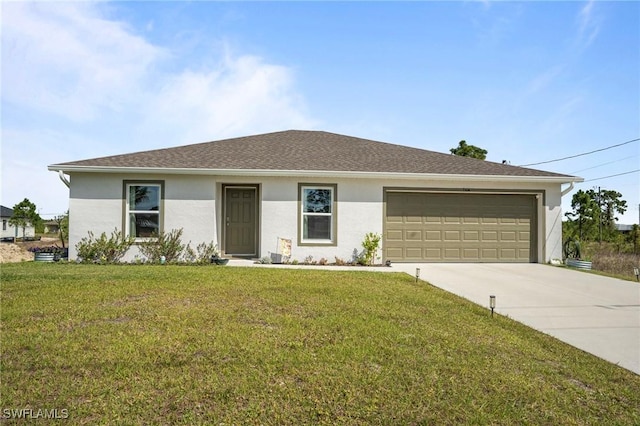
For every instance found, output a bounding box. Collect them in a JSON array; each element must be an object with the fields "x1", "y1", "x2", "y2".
[{"x1": 224, "y1": 187, "x2": 258, "y2": 256}]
